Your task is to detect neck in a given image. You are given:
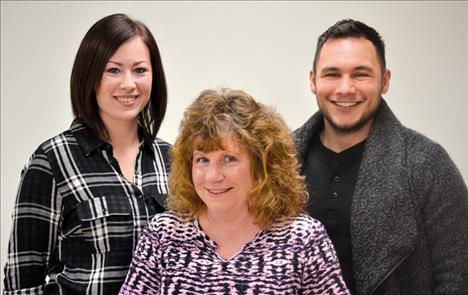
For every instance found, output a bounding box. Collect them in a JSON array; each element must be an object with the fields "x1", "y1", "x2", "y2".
[
  {"x1": 199, "y1": 209, "x2": 260, "y2": 260},
  {"x1": 202, "y1": 208, "x2": 256, "y2": 230},
  {"x1": 104, "y1": 119, "x2": 140, "y2": 150},
  {"x1": 321, "y1": 121, "x2": 371, "y2": 153}
]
